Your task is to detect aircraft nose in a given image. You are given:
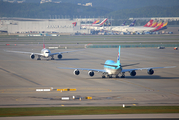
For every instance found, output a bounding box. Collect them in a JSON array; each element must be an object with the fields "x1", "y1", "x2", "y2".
[{"x1": 45, "y1": 53, "x2": 49, "y2": 57}]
